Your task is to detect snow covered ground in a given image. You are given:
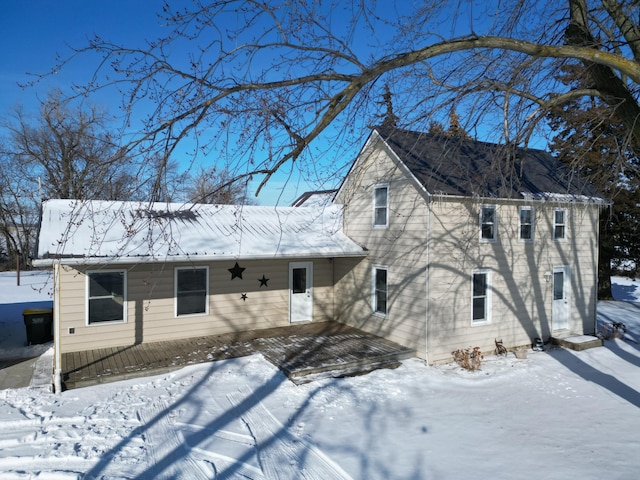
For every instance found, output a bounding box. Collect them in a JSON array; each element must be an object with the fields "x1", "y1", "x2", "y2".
[{"x1": 0, "y1": 272, "x2": 639, "y2": 479}]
